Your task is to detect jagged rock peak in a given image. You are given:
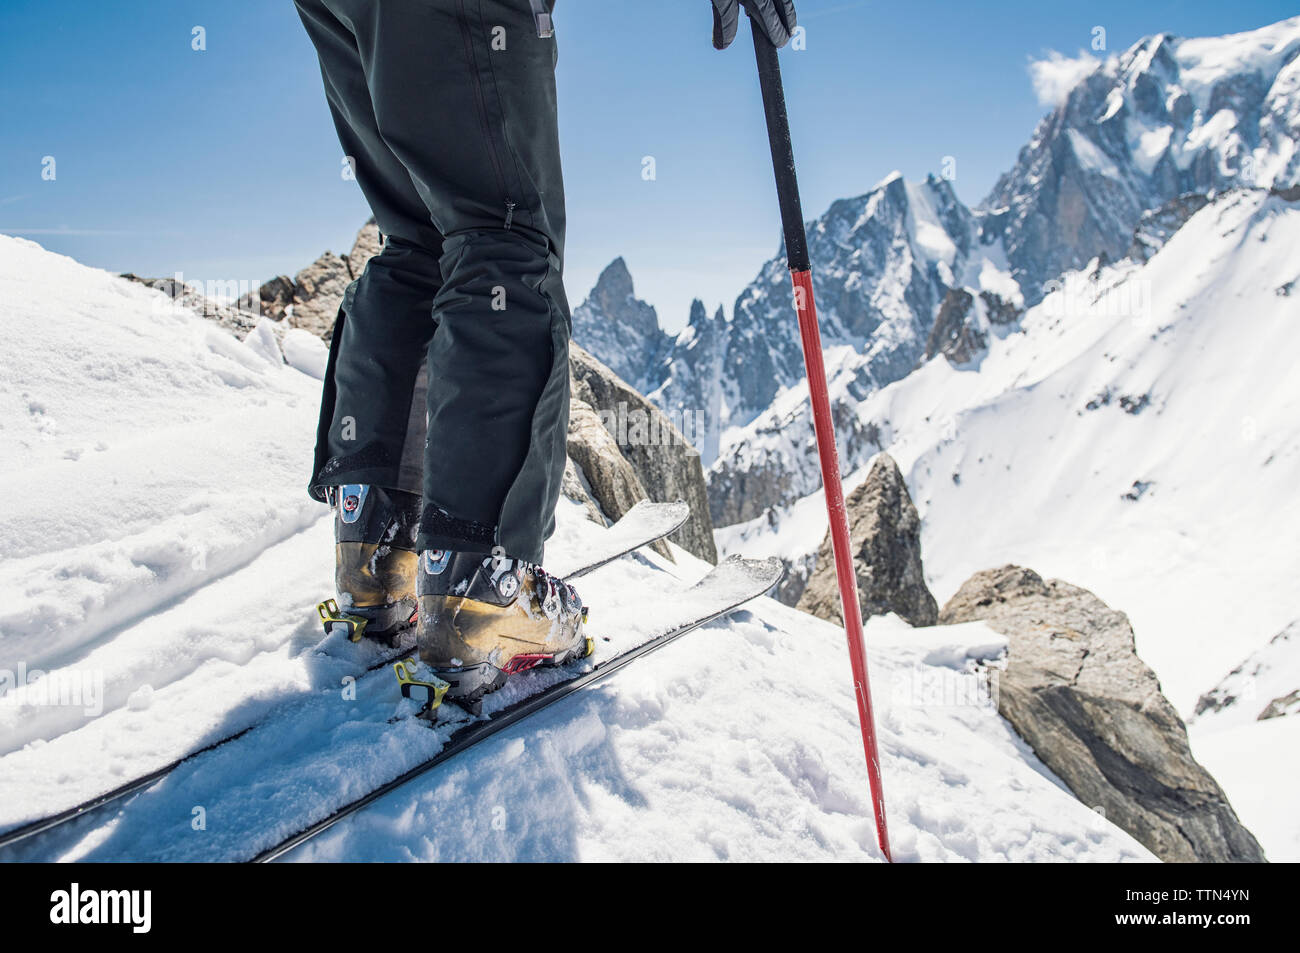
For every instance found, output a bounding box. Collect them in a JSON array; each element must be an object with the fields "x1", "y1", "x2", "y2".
[{"x1": 797, "y1": 453, "x2": 938, "y2": 627}]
